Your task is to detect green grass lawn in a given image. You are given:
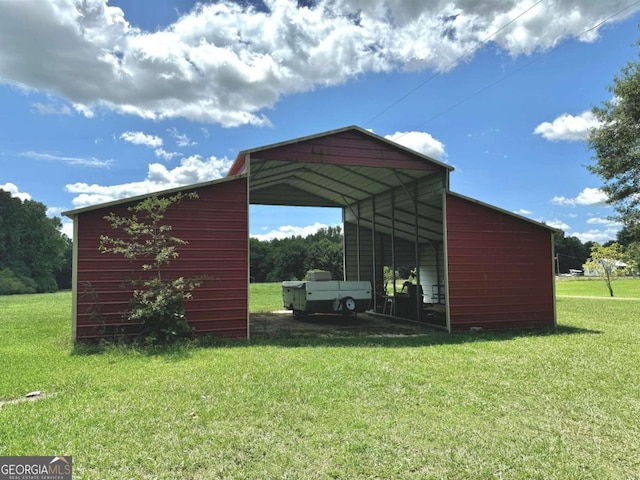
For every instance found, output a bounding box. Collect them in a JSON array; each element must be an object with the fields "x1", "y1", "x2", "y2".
[
  {"x1": 249, "y1": 281, "x2": 284, "y2": 312},
  {"x1": 1, "y1": 290, "x2": 639, "y2": 479},
  {"x1": 555, "y1": 276, "x2": 640, "y2": 298}
]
